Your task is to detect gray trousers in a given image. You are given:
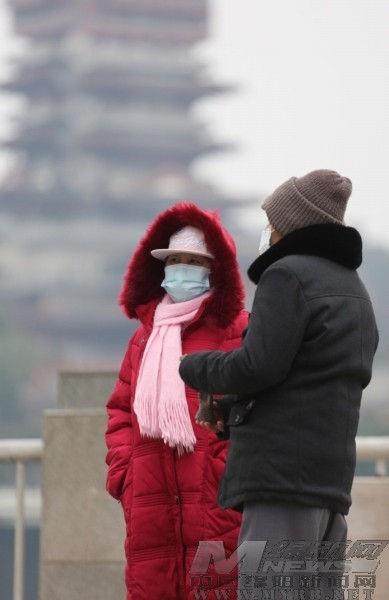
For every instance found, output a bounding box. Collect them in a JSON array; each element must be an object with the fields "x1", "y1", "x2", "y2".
[{"x1": 238, "y1": 500, "x2": 348, "y2": 598}]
